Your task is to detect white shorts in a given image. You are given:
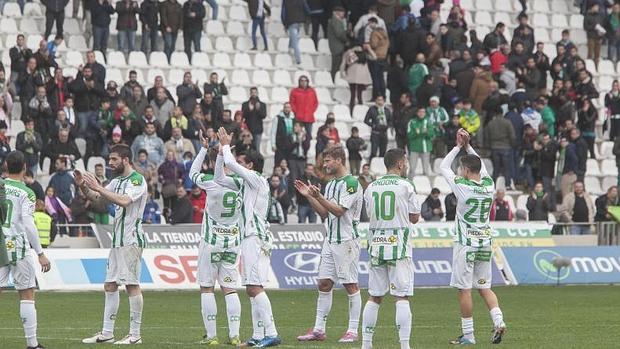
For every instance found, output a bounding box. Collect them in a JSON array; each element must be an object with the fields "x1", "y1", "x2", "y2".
[
  {"x1": 450, "y1": 244, "x2": 493, "y2": 290},
  {"x1": 240, "y1": 235, "x2": 271, "y2": 286},
  {"x1": 106, "y1": 245, "x2": 143, "y2": 285},
  {"x1": 317, "y1": 239, "x2": 360, "y2": 284},
  {"x1": 197, "y1": 241, "x2": 240, "y2": 288},
  {"x1": 368, "y1": 257, "x2": 414, "y2": 297},
  {"x1": 0, "y1": 254, "x2": 36, "y2": 290}
]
